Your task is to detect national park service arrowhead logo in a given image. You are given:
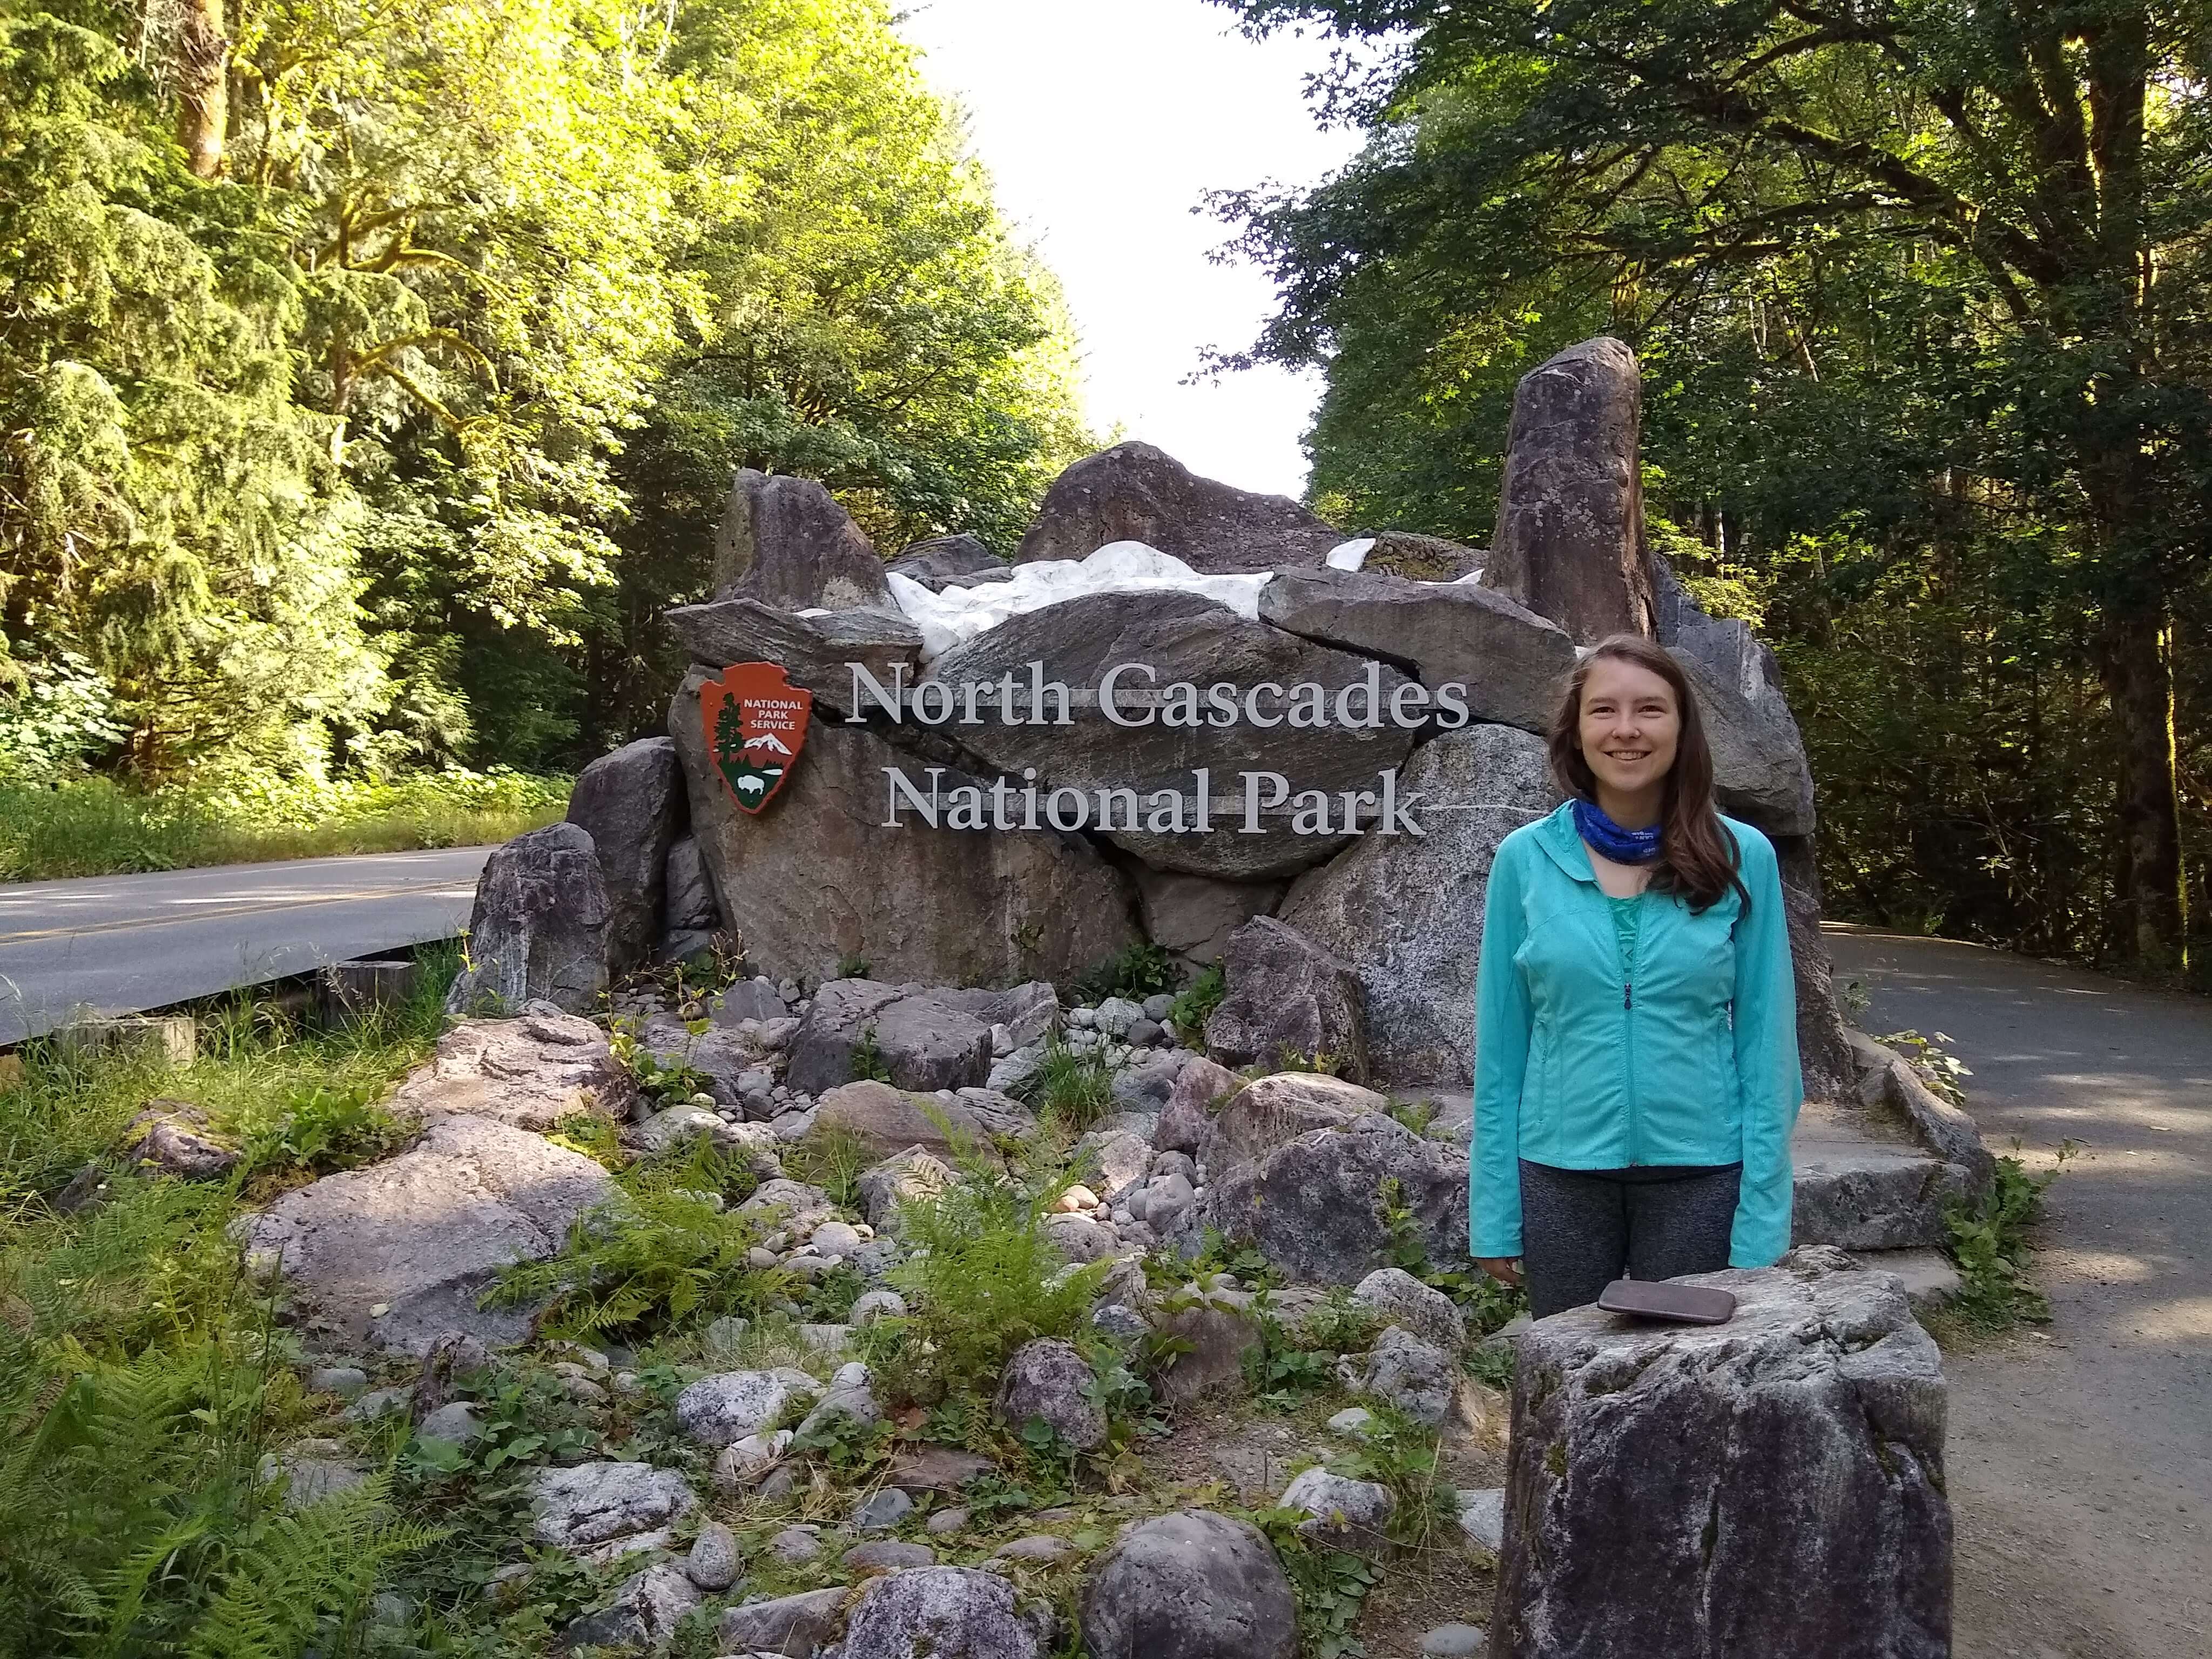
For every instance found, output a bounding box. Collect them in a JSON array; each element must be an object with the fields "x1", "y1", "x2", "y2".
[{"x1": 704, "y1": 663, "x2": 812, "y2": 815}]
